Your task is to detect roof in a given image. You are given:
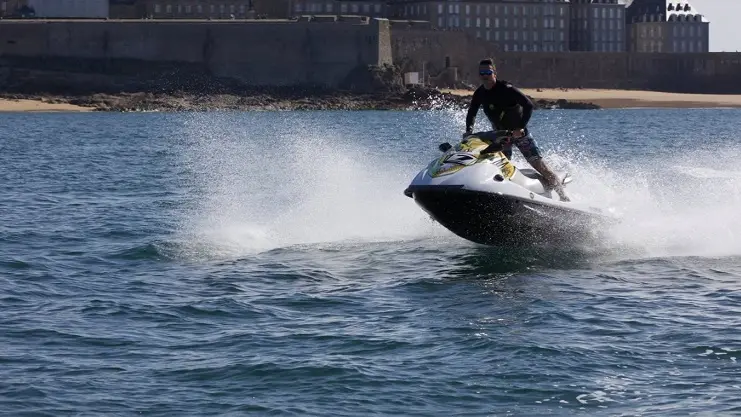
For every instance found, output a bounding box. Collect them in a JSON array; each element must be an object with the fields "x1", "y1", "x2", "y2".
[{"x1": 627, "y1": 0, "x2": 709, "y2": 23}]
